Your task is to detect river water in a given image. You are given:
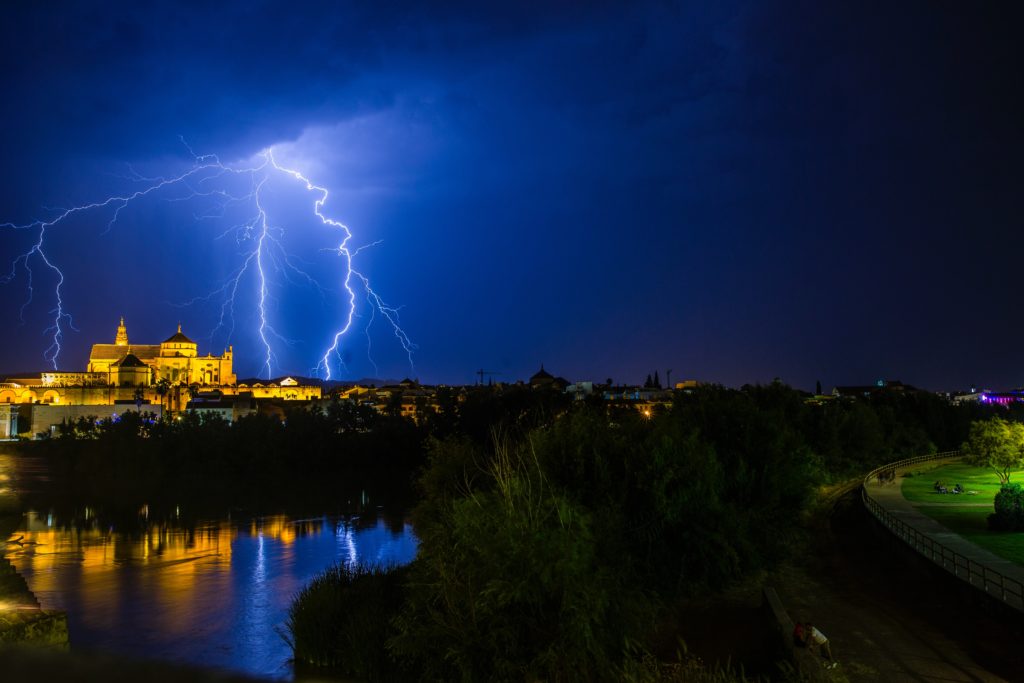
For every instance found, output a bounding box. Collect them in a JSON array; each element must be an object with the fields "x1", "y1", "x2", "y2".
[{"x1": 0, "y1": 453, "x2": 419, "y2": 680}]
